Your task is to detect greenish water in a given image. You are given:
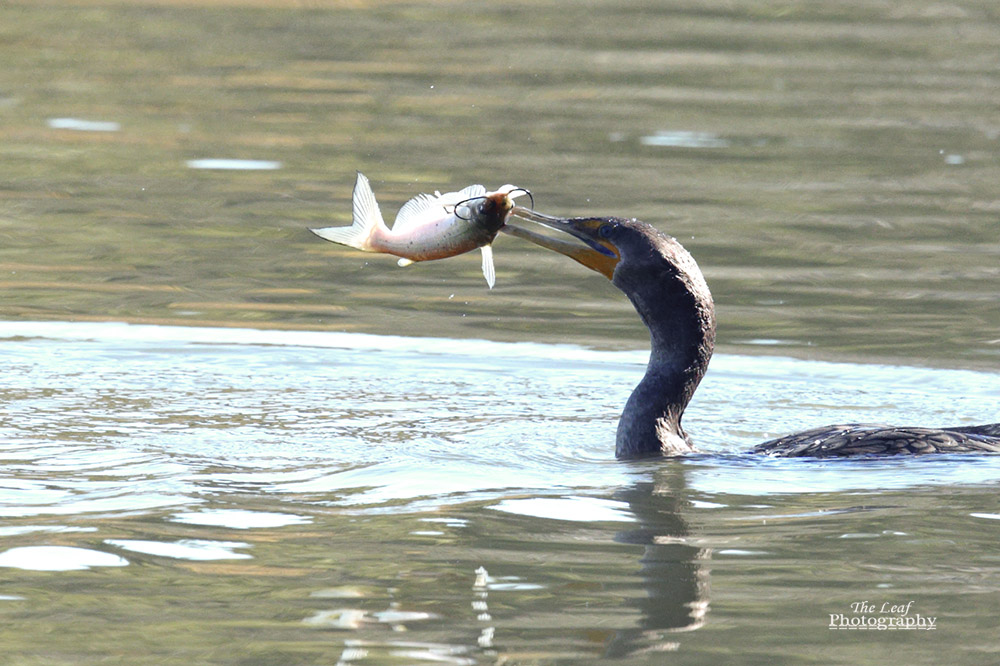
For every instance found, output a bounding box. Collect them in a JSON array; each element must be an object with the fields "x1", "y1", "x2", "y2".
[
  {"x1": 2, "y1": 0, "x2": 999, "y2": 365},
  {"x1": 0, "y1": 322, "x2": 999, "y2": 665},
  {"x1": 1, "y1": 1, "x2": 999, "y2": 664}
]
